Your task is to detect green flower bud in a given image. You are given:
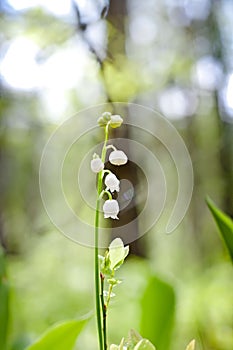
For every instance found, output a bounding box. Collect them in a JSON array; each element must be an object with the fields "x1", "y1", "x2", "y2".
[
  {"x1": 102, "y1": 112, "x2": 112, "y2": 122},
  {"x1": 109, "y1": 238, "x2": 129, "y2": 270},
  {"x1": 110, "y1": 115, "x2": 123, "y2": 128},
  {"x1": 97, "y1": 117, "x2": 106, "y2": 127},
  {"x1": 97, "y1": 112, "x2": 112, "y2": 127}
]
